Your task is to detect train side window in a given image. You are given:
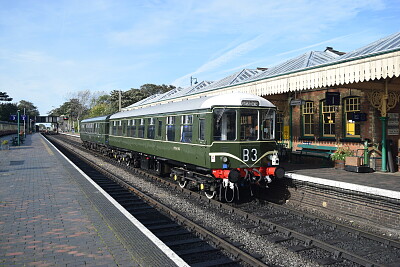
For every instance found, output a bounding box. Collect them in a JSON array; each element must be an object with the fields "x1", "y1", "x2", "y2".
[
  {"x1": 199, "y1": 118, "x2": 205, "y2": 141},
  {"x1": 166, "y1": 116, "x2": 175, "y2": 141},
  {"x1": 132, "y1": 120, "x2": 137, "y2": 137},
  {"x1": 112, "y1": 121, "x2": 117, "y2": 135},
  {"x1": 138, "y1": 119, "x2": 145, "y2": 138},
  {"x1": 181, "y1": 115, "x2": 192, "y2": 143},
  {"x1": 147, "y1": 118, "x2": 155, "y2": 139},
  {"x1": 158, "y1": 119, "x2": 162, "y2": 137},
  {"x1": 117, "y1": 120, "x2": 122, "y2": 136},
  {"x1": 213, "y1": 108, "x2": 236, "y2": 141}
]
